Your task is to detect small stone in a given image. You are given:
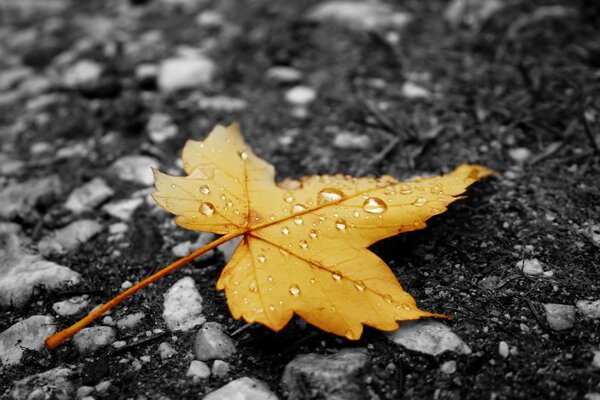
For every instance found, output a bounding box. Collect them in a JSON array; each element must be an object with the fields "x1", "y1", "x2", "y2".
[
  {"x1": 544, "y1": 303, "x2": 576, "y2": 331},
  {"x1": 103, "y1": 198, "x2": 144, "y2": 221},
  {"x1": 65, "y1": 177, "x2": 114, "y2": 214},
  {"x1": 158, "y1": 56, "x2": 216, "y2": 92},
  {"x1": 121, "y1": 280, "x2": 133, "y2": 290},
  {"x1": 203, "y1": 377, "x2": 278, "y2": 400},
  {"x1": 95, "y1": 380, "x2": 111, "y2": 393},
  {"x1": 308, "y1": 1, "x2": 413, "y2": 31},
  {"x1": 73, "y1": 326, "x2": 116, "y2": 354},
  {"x1": 444, "y1": 0, "x2": 504, "y2": 27},
  {"x1": 593, "y1": 350, "x2": 600, "y2": 369},
  {"x1": 198, "y1": 95, "x2": 248, "y2": 112},
  {"x1": 77, "y1": 386, "x2": 94, "y2": 398},
  {"x1": 52, "y1": 295, "x2": 90, "y2": 317},
  {"x1": 187, "y1": 360, "x2": 211, "y2": 380},
  {"x1": 386, "y1": 320, "x2": 472, "y2": 356},
  {"x1": 333, "y1": 132, "x2": 371, "y2": 149},
  {"x1": 147, "y1": 113, "x2": 178, "y2": 144},
  {"x1": 508, "y1": 147, "x2": 531, "y2": 163},
  {"x1": 518, "y1": 259, "x2": 544, "y2": 276},
  {"x1": 577, "y1": 300, "x2": 600, "y2": 320},
  {"x1": 110, "y1": 155, "x2": 158, "y2": 186},
  {"x1": 401, "y1": 81, "x2": 431, "y2": 99},
  {"x1": 0, "y1": 315, "x2": 57, "y2": 367},
  {"x1": 109, "y1": 222, "x2": 128, "y2": 235},
  {"x1": 281, "y1": 348, "x2": 369, "y2": 400},
  {"x1": 440, "y1": 360, "x2": 457, "y2": 374},
  {"x1": 0, "y1": 154, "x2": 25, "y2": 176},
  {"x1": 112, "y1": 341, "x2": 126, "y2": 349},
  {"x1": 0, "y1": 175, "x2": 61, "y2": 219},
  {"x1": 163, "y1": 277, "x2": 206, "y2": 331},
  {"x1": 195, "y1": 10, "x2": 224, "y2": 27},
  {"x1": 158, "y1": 342, "x2": 178, "y2": 360},
  {"x1": 194, "y1": 322, "x2": 237, "y2": 361},
  {"x1": 38, "y1": 219, "x2": 103, "y2": 256},
  {"x1": 498, "y1": 341, "x2": 509, "y2": 358},
  {"x1": 585, "y1": 394, "x2": 600, "y2": 400},
  {"x1": 266, "y1": 66, "x2": 303, "y2": 83},
  {"x1": 116, "y1": 312, "x2": 145, "y2": 330},
  {"x1": 285, "y1": 86, "x2": 316, "y2": 105},
  {"x1": 9, "y1": 367, "x2": 73, "y2": 400},
  {"x1": 63, "y1": 60, "x2": 102, "y2": 88},
  {"x1": 172, "y1": 241, "x2": 192, "y2": 257},
  {"x1": 211, "y1": 360, "x2": 230, "y2": 378}
]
